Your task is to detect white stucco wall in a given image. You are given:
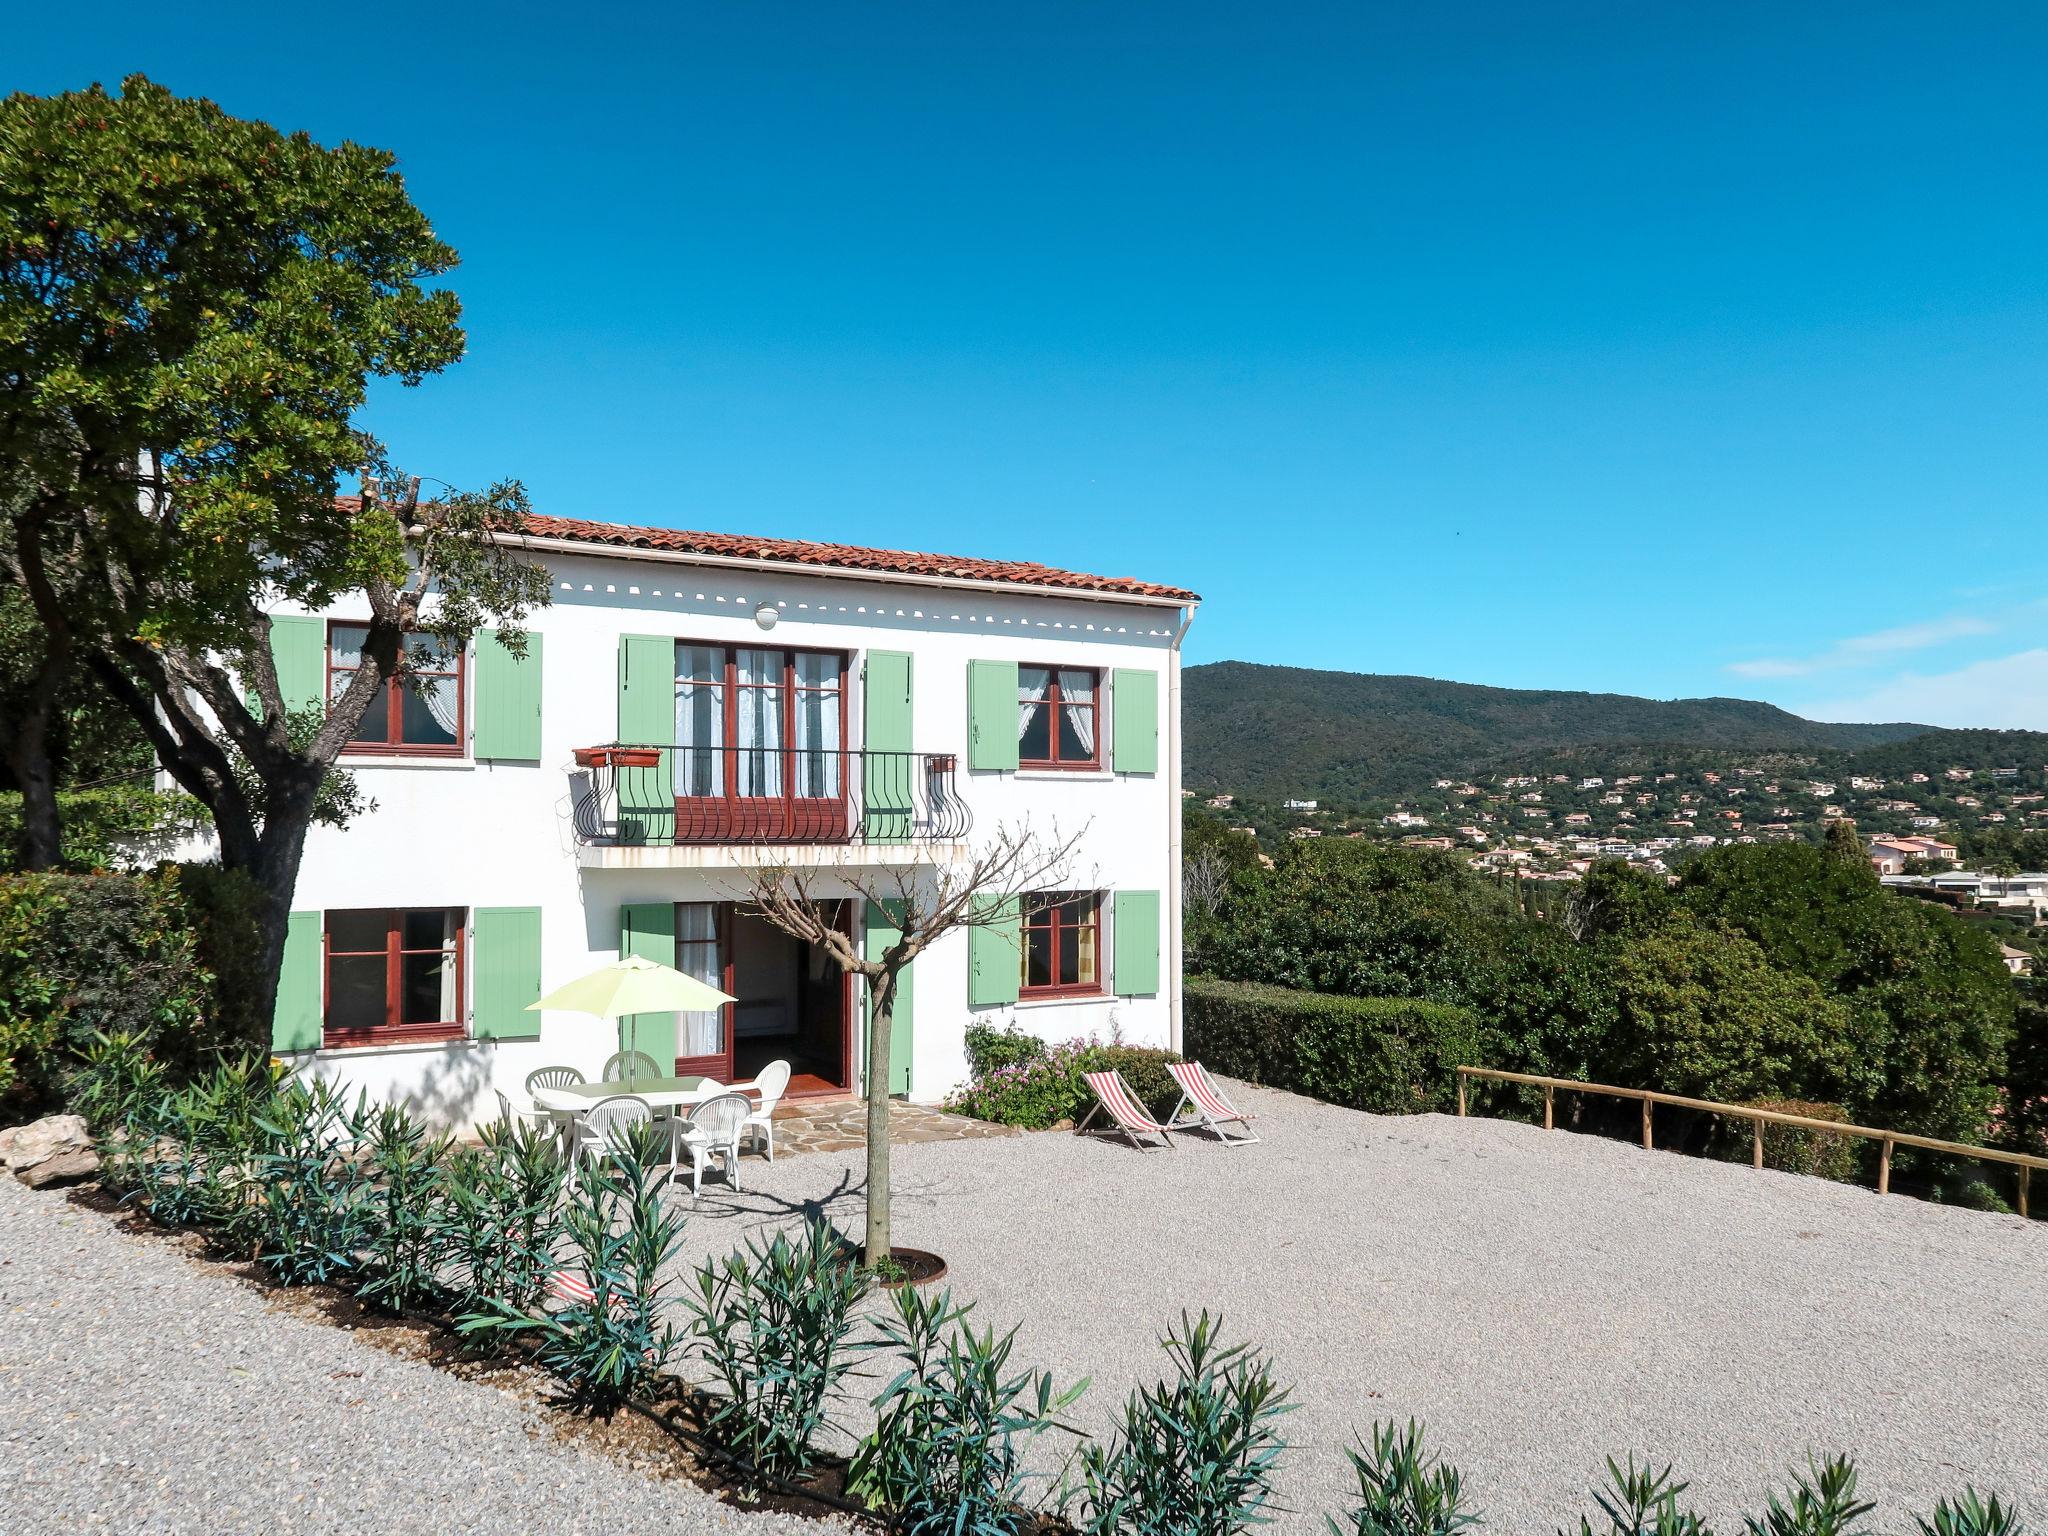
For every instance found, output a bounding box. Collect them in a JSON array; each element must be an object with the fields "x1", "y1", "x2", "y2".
[{"x1": 274, "y1": 545, "x2": 1190, "y2": 1129}]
